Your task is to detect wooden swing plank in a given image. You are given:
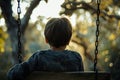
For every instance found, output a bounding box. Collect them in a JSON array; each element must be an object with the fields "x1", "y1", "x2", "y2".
[{"x1": 26, "y1": 71, "x2": 111, "y2": 80}]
